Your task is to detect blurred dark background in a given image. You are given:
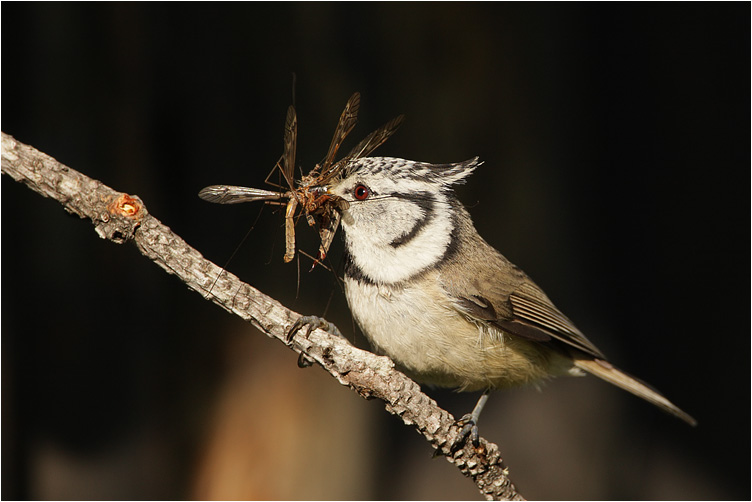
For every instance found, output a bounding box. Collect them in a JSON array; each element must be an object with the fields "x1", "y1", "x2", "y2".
[{"x1": 2, "y1": 3, "x2": 749, "y2": 500}]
